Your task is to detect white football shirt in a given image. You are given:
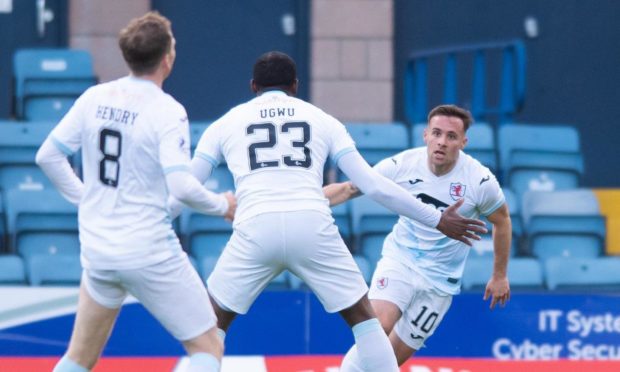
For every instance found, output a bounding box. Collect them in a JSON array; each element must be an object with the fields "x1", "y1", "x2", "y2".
[
  {"x1": 49, "y1": 76, "x2": 191, "y2": 270},
  {"x1": 375, "y1": 147, "x2": 505, "y2": 294},
  {"x1": 195, "y1": 90, "x2": 356, "y2": 224}
]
